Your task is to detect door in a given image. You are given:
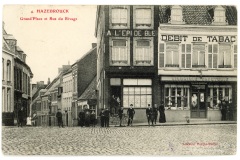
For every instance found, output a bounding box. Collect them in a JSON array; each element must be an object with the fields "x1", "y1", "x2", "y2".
[{"x1": 191, "y1": 85, "x2": 207, "y2": 118}]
